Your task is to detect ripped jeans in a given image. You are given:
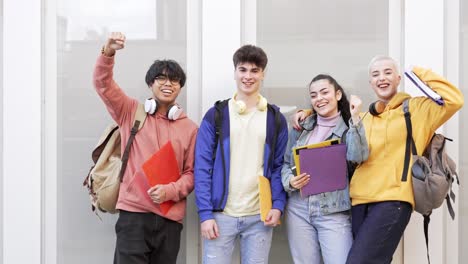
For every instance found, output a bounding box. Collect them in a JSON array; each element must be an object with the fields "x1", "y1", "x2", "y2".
[
  {"x1": 203, "y1": 213, "x2": 273, "y2": 264},
  {"x1": 286, "y1": 193, "x2": 353, "y2": 264}
]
